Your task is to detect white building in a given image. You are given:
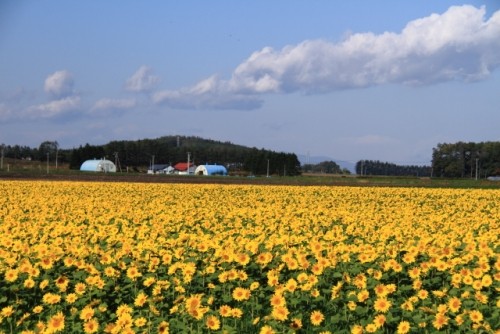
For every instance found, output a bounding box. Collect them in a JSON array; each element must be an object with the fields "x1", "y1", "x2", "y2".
[{"x1": 80, "y1": 159, "x2": 117, "y2": 172}]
